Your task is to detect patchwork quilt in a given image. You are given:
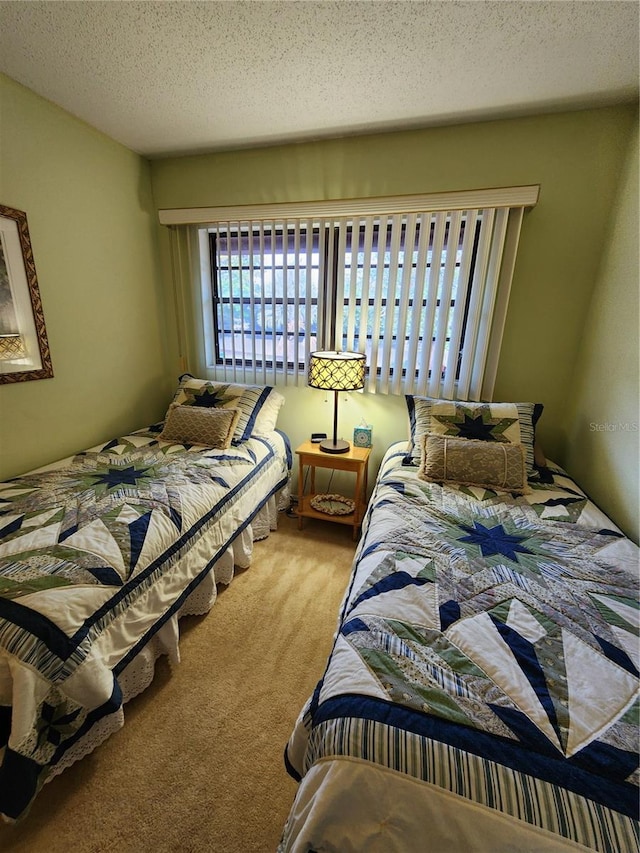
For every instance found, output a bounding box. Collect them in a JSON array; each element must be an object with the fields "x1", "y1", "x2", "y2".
[
  {"x1": 0, "y1": 425, "x2": 290, "y2": 821},
  {"x1": 283, "y1": 445, "x2": 639, "y2": 853}
]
